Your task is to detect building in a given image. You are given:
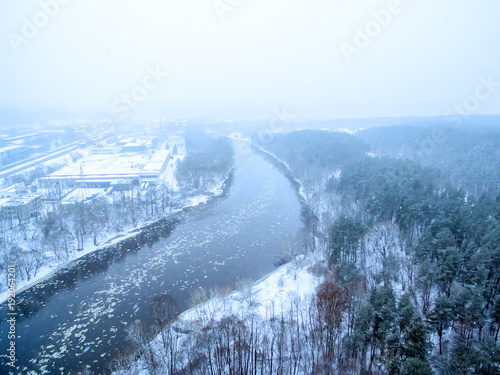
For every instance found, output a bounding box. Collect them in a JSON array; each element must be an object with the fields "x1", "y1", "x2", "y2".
[
  {"x1": 0, "y1": 183, "x2": 26, "y2": 198},
  {"x1": 139, "y1": 150, "x2": 171, "y2": 184},
  {"x1": 38, "y1": 153, "x2": 150, "y2": 188},
  {"x1": 121, "y1": 143, "x2": 148, "y2": 153},
  {"x1": 39, "y1": 149, "x2": 171, "y2": 189},
  {"x1": 110, "y1": 179, "x2": 135, "y2": 191},
  {"x1": 0, "y1": 195, "x2": 41, "y2": 221},
  {"x1": 118, "y1": 138, "x2": 150, "y2": 153},
  {"x1": 0, "y1": 145, "x2": 30, "y2": 167}
]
